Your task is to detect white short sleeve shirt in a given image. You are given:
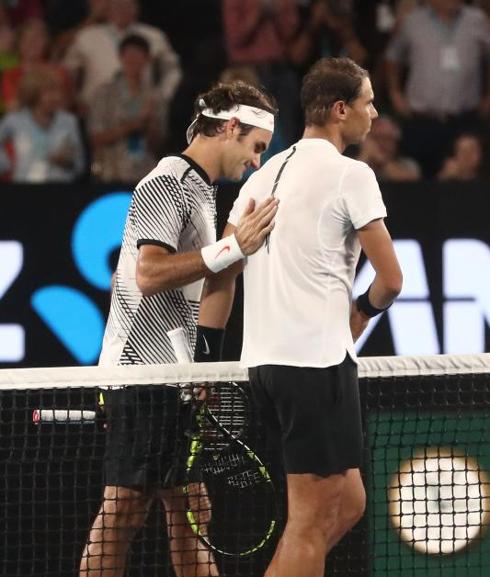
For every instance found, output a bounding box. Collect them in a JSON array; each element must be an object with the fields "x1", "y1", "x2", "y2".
[{"x1": 228, "y1": 138, "x2": 387, "y2": 368}]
